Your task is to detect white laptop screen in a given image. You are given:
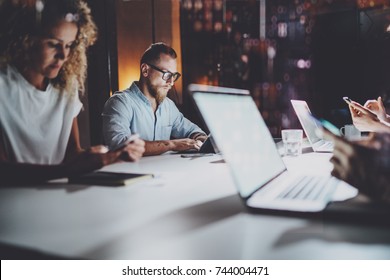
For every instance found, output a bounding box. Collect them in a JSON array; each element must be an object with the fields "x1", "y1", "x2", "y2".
[
  {"x1": 291, "y1": 100, "x2": 321, "y2": 144},
  {"x1": 192, "y1": 91, "x2": 286, "y2": 198}
]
